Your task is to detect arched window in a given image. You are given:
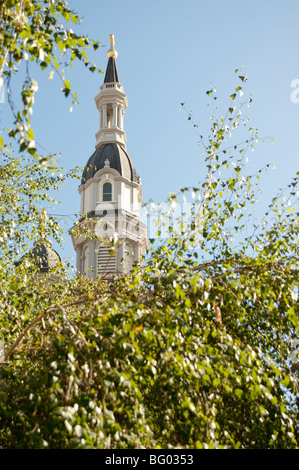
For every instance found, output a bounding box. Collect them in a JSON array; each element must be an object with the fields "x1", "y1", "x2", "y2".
[{"x1": 103, "y1": 182, "x2": 112, "y2": 202}]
